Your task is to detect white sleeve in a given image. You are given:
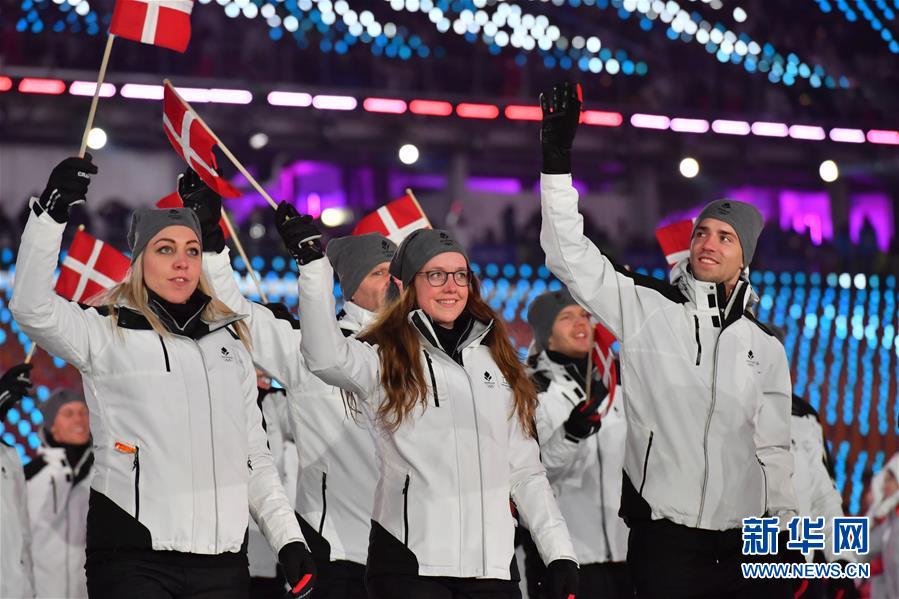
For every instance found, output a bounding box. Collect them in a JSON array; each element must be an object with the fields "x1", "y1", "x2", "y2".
[
  {"x1": 534, "y1": 392, "x2": 582, "y2": 482},
  {"x1": 539, "y1": 173, "x2": 670, "y2": 342},
  {"x1": 508, "y1": 414, "x2": 578, "y2": 566},
  {"x1": 802, "y1": 418, "x2": 850, "y2": 562},
  {"x1": 203, "y1": 249, "x2": 306, "y2": 388},
  {"x1": 297, "y1": 258, "x2": 380, "y2": 398},
  {"x1": 10, "y1": 208, "x2": 106, "y2": 371}
]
